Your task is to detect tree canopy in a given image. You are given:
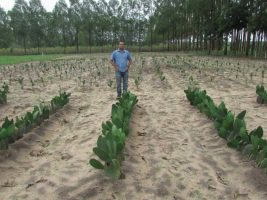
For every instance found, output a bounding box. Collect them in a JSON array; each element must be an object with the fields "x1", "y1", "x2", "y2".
[{"x1": 0, "y1": 0, "x2": 266, "y2": 56}]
